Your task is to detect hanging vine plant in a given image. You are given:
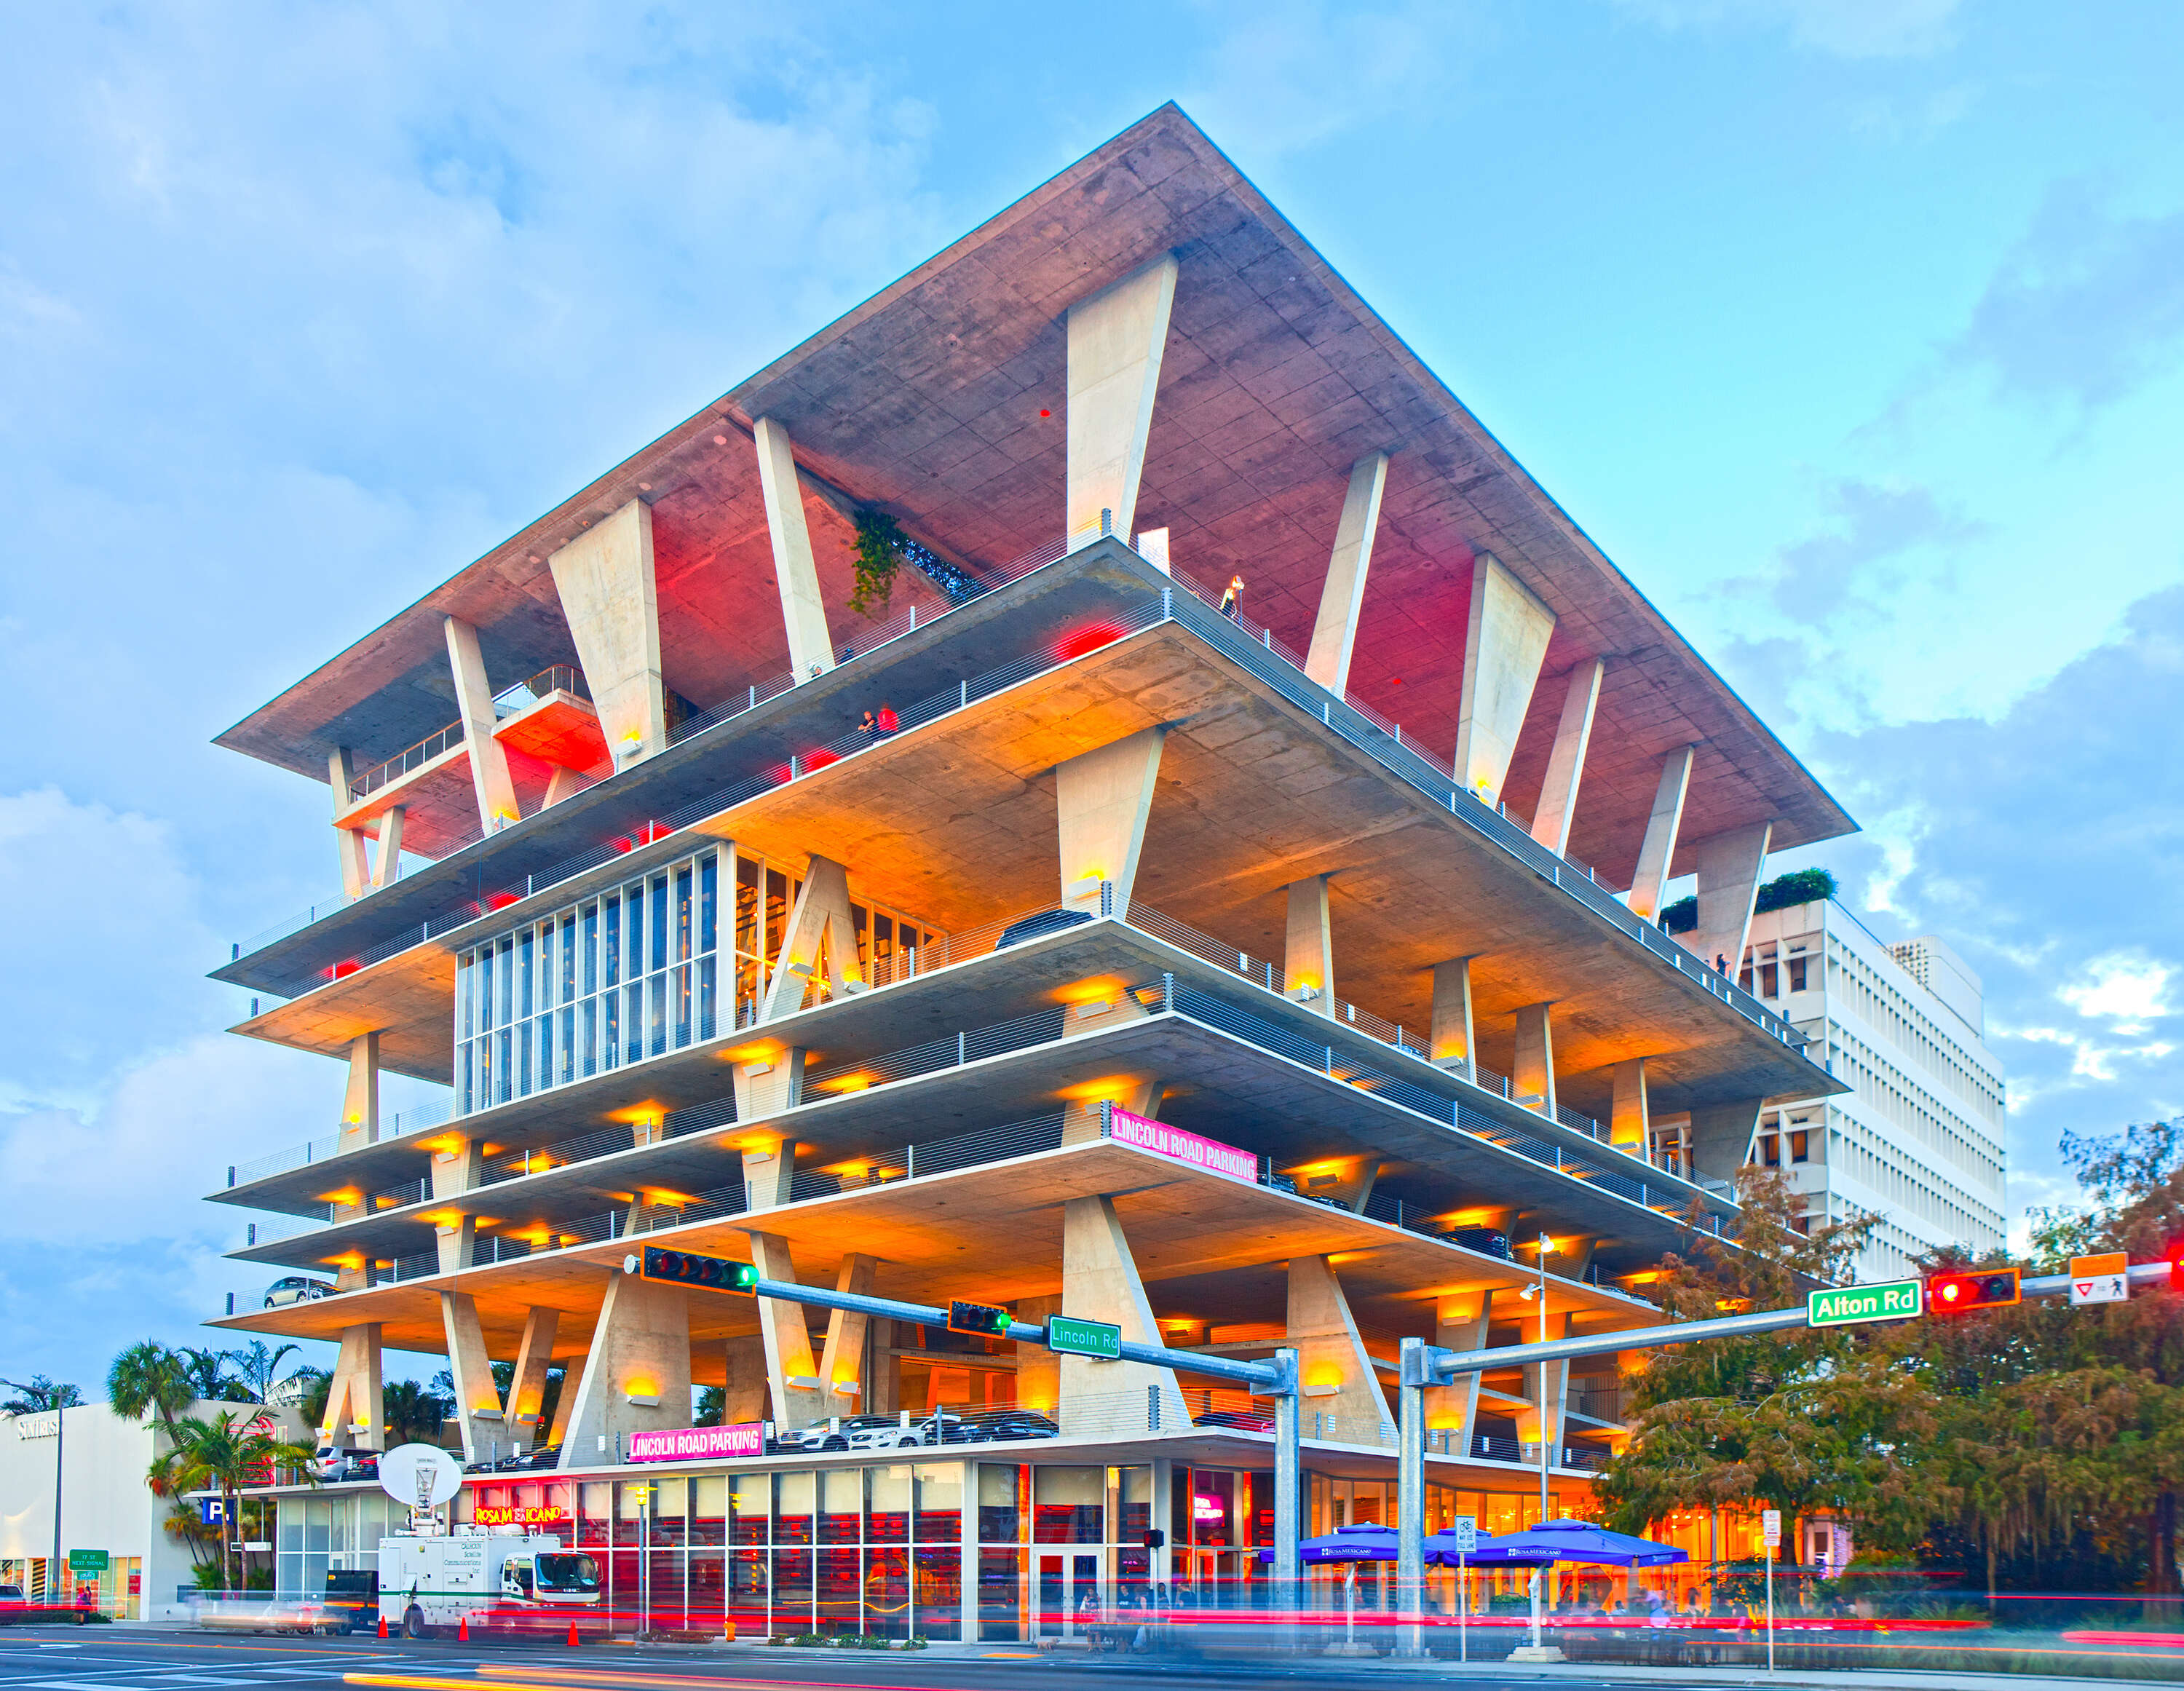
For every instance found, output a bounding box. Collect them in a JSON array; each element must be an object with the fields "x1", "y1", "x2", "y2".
[{"x1": 850, "y1": 508, "x2": 989, "y2": 615}]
